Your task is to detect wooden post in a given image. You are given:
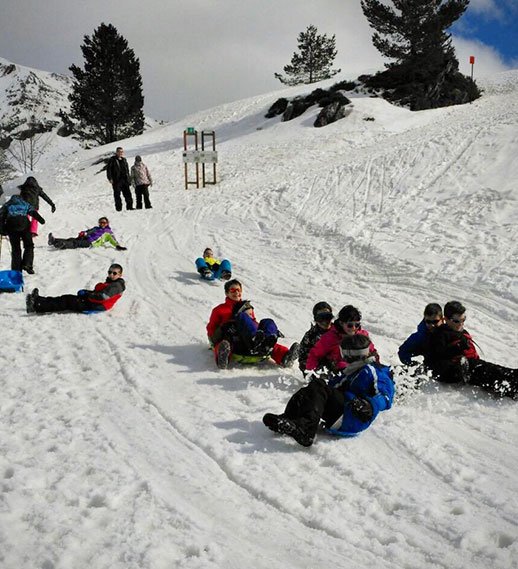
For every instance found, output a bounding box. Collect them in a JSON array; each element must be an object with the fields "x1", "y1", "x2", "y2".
[
  {"x1": 183, "y1": 129, "x2": 199, "y2": 189},
  {"x1": 201, "y1": 130, "x2": 217, "y2": 187}
]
